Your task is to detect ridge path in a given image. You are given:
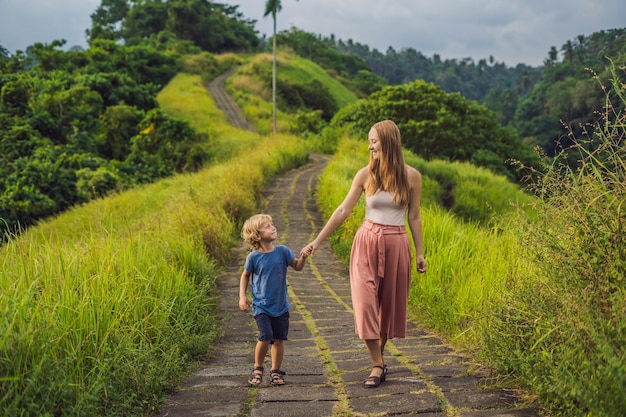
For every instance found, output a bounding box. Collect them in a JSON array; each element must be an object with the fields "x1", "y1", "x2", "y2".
[{"x1": 153, "y1": 153, "x2": 541, "y2": 417}]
